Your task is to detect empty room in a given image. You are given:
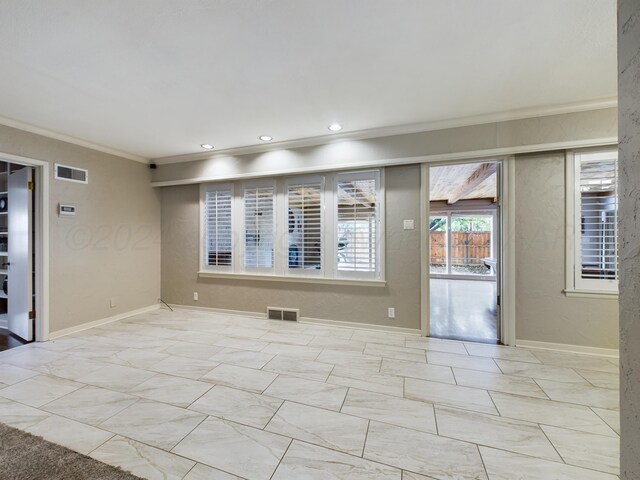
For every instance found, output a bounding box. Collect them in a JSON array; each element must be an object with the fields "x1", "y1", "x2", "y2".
[{"x1": 0, "y1": 1, "x2": 638, "y2": 479}]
